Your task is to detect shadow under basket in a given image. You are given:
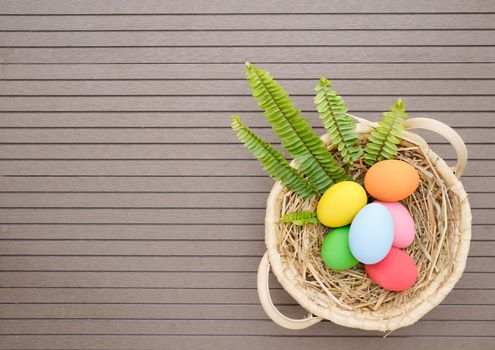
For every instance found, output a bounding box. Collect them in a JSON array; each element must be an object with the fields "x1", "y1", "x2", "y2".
[{"x1": 257, "y1": 116, "x2": 472, "y2": 332}]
